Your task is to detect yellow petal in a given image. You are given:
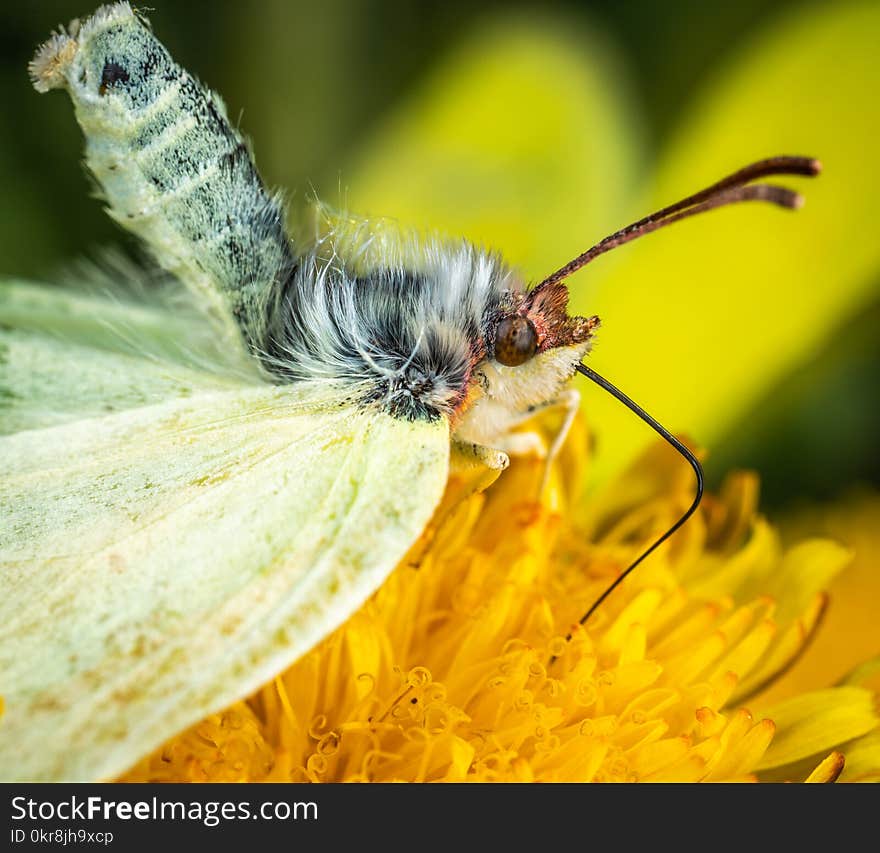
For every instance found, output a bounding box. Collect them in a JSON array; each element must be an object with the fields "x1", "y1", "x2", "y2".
[
  {"x1": 759, "y1": 492, "x2": 880, "y2": 703},
  {"x1": 685, "y1": 520, "x2": 781, "y2": 601},
  {"x1": 804, "y1": 751, "x2": 845, "y2": 783},
  {"x1": 732, "y1": 592, "x2": 827, "y2": 704},
  {"x1": 739, "y1": 540, "x2": 851, "y2": 625},
  {"x1": 842, "y1": 657, "x2": 880, "y2": 693},
  {"x1": 629, "y1": 736, "x2": 690, "y2": 777},
  {"x1": 838, "y1": 732, "x2": 880, "y2": 783},
  {"x1": 703, "y1": 716, "x2": 775, "y2": 781},
  {"x1": 757, "y1": 686, "x2": 880, "y2": 769}
]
